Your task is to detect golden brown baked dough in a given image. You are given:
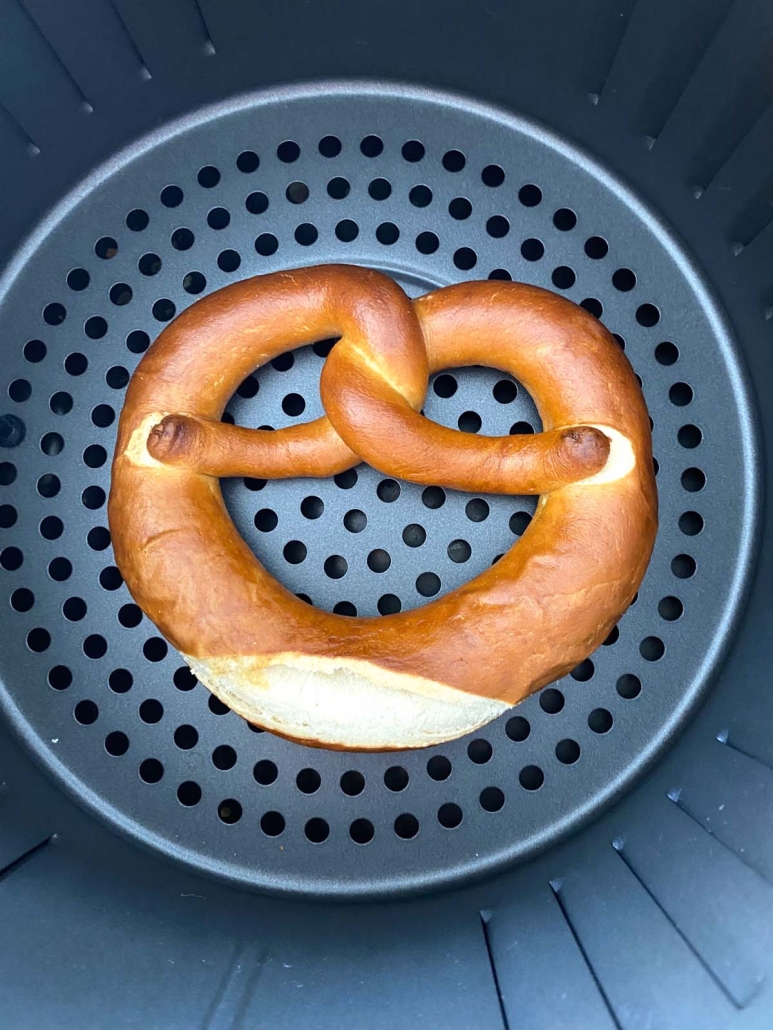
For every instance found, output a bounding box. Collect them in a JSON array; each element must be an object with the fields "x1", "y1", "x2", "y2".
[{"x1": 108, "y1": 265, "x2": 657, "y2": 750}]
